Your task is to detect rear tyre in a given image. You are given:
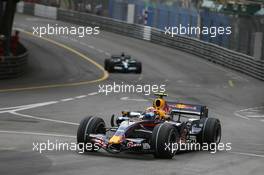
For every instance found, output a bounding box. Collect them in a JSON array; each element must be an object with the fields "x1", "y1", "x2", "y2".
[
  {"x1": 104, "y1": 59, "x2": 110, "y2": 71},
  {"x1": 111, "y1": 114, "x2": 116, "y2": 127},
  {"x1": 77, "y1": 116, "x2": 106, "y2": 152},
  {"x1": 151, "y1": 123, "x2": 179, "y2": 159},
  {"x1": 135, "y1": 62, "x2": 142, "y2": 74},
  {"x1": 197, "y1": 118, "x2": 221, "y2": 148}
]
